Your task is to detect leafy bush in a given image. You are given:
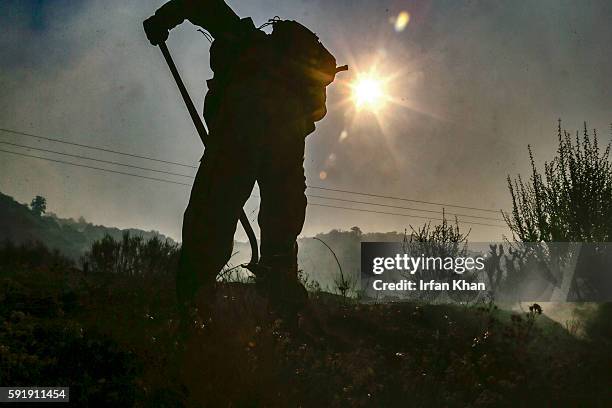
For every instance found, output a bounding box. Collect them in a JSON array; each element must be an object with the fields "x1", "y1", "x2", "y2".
[
  {"x1": 82, "y1": 232, "x2": 179, "y2": 278},
  {"x1": 403, "y1": 212, "x2": 477, "y2": 303},
  {"x1": 0, "y1": 241, "x2": 141, "y2": 406},
  {"x1": 503, "y1": 121, "x2": 612, "y2": 300},
  {"x1": 505, "y1": 121, "x2": 612, "y2": 242},
  {"x1": 406, "y1": 210, "x2": 470, "y2": 256},
  {"x1": 0, "y1": 240, "x2": 73, "y2": 273}
]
